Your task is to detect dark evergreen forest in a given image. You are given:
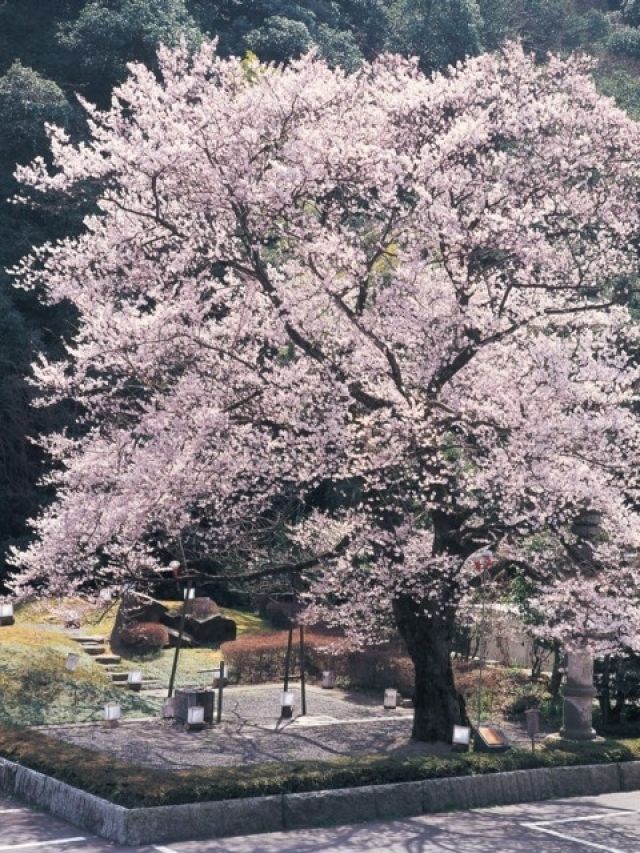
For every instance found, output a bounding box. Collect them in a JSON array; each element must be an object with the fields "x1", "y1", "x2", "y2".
[{"x1": 0, "y1": 0, "x2": 638, "y2": 584}]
